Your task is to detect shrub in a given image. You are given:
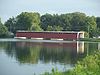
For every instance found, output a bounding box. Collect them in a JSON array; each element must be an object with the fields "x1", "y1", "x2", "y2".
[{"x1": 42, "y1": 50, "x2": 100, "y2": 75}]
